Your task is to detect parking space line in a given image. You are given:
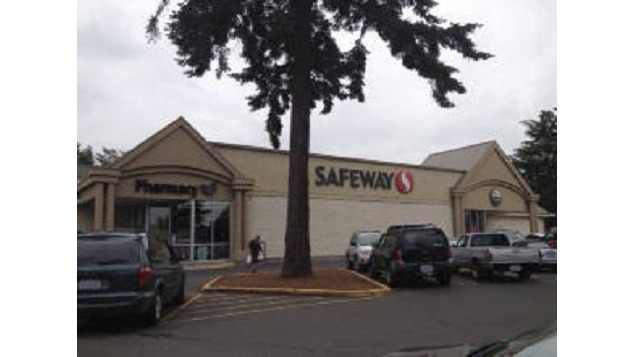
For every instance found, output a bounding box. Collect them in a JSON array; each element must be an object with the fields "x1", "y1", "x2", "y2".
[
  {"x1": 187, "y1": 293, "x2": 322, "y2": 310},
  {"x1": 171, "y1": 295, "x2": 377, "y2": 323},
  {"x1": 162, "y1": 292, "x2": 203, "y2": 321},
  {"x1": 179, "y1": 296, "x2": 326, "y2": 316}
]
